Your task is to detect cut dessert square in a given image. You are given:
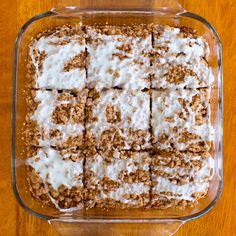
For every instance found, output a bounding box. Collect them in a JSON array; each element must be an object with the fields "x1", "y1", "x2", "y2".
[
  {"x1": 151, "y1": 26, "x2": 214, "y2": 89},
  {"x1": 85, "y1": 89, "x2": 151, "y2": 150},
  {"x1": 28, "y1": 25, "x2": 86, "y2": 90},
  {"x1": 85, "y1": 150, "x2": 151, "y2": 208},
  {"x1": 151, "y1": 88, "x2": 212, "y2": 152},
  {"x1": 26, "y1": 147, "x2": 84, "y2": 209},
  {"x1": 151, "y1": 150, "x2": 214, "y2": 208},
  {"x1": 24, "y1": 89, "x2": 88, "y2": 148},
  {"x1": 86, "y1": 25, "x2": 152, "y2": 91}
]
